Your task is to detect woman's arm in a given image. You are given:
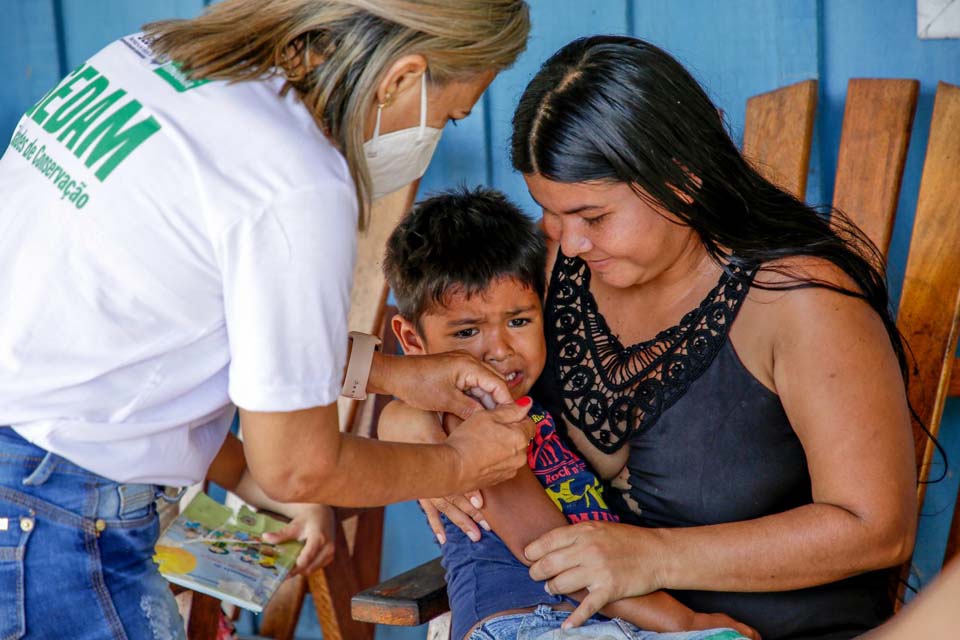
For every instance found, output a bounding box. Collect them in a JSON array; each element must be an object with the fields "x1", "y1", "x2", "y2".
[
  {"x1": 207, "y1": 432, "x2": 323, "y2": 520},
  {"x1": 238, "y1": 397, "x2": 533, "y2": 506},
  {"x1": 525, "y1": 262, "x2": 917, "y2": 627}
]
